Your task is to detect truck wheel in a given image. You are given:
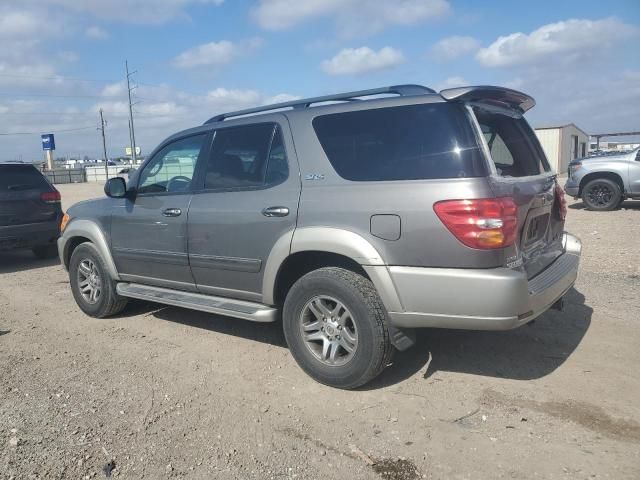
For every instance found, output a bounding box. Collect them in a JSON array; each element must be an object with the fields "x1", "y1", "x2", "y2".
[
  {"x1": 32, "y1": 244, "x2": 58, "y2": 259},
  {"x1": 581, "y1": 178, "x2": 621, "y2": 211},
  {"x1": 282, "y1": 267, "x2": 394, "y2": 389},
  {"x1": 69, "y1": 243, "x2": 127, "y2": 318}
]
